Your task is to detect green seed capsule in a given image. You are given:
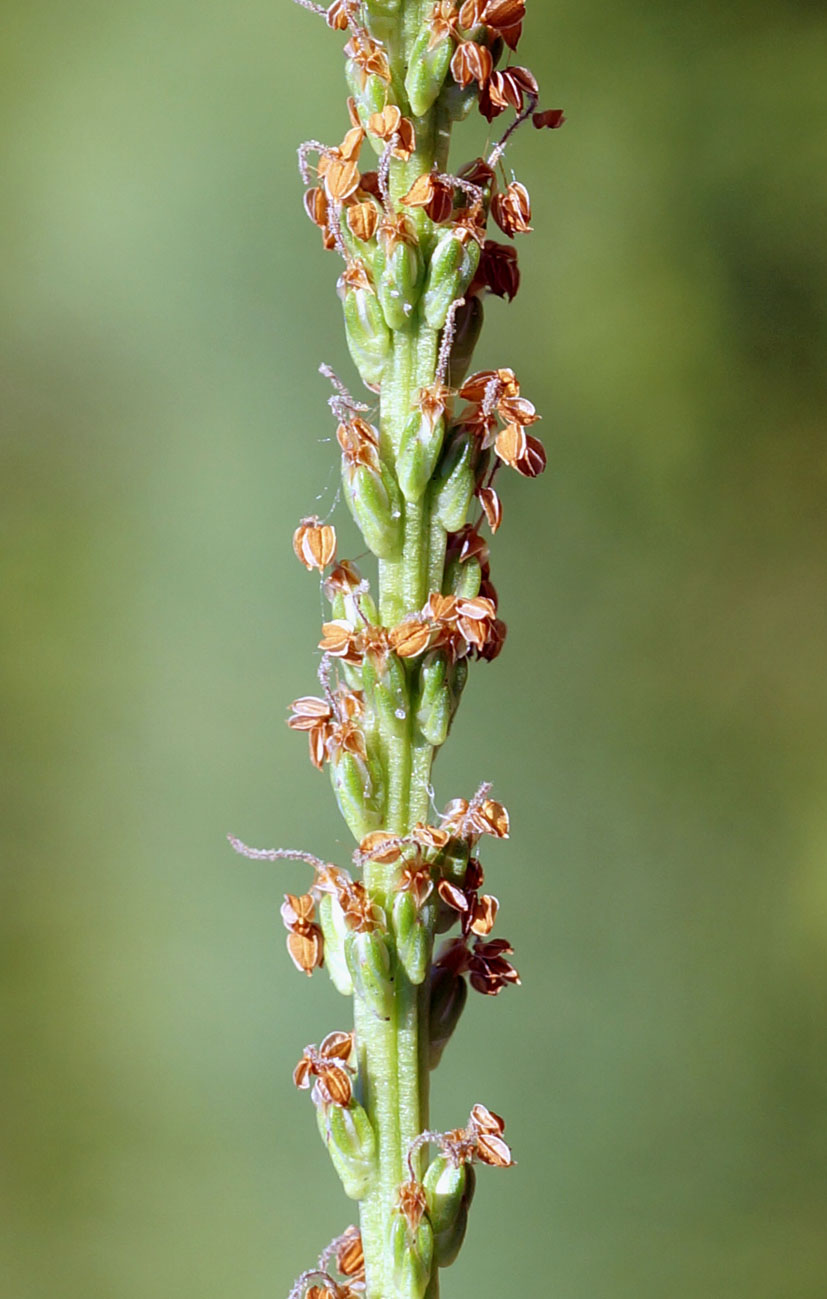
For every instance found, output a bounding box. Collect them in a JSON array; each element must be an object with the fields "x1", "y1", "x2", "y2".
[
  {"x1": 447, "y1": 296, "x2": 485, "y2": 389},
  {"x1": 318, "y1": 893, "x2": 354, "y2": 996},
  {"x1": 363, "y1": 653, "x2": 410, "y2": 739},
  {"x1": 416, "y1": 652, "x2": 452, "y2": 746},
  {"x1": 317, "y1": 1099, "x2": 378, "y2": 1200},
  {"x1": 441, "y1": 79, "x2": 480, "y2": 124},
  {"x1": 396, "y1": 410, "x2": 446, "y2": 503},
  {"x1": 343, "y1": 461, "x2": 403, "y2": 559},
  {"x1": 423, "y1": 1157, "x2": 476, "y2": 1268},
  {"x1": 422, "y1": 233, "x2": 481, "y2": 330},
  {"x1": 428, "y1": 964, "x2": 468, "y2": 1068},
  {"x1": 345, "y1": 64, "x2": 388, "y2": 121},
  {"x1": 388, "y1": 1212, "x2": 434, "y2": 1299},
  {"x1": 405, "y1": 28, "x2": 453, "y2": 117},
  {"x1": 345, "y1": 930, "x2": 395, "y2": 1020},
  {"x1": 392, "y1": 891, "x2": 432, "y2": 986},
  {"x1": 343, "y1": 287, "x2": 392, "y2": 388},
  {"x1": 431, "y1": 433, "x2": 477, "y2": 532},
  {"x1": 330, "y1": 751, "x2": 382, "y2": 841},
  {"x1": 377, "y1": 242, "x2": 423, "y2": 330},
  {"x1": 445, "y1": 555, "x2": 482, "y2": 600}
]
